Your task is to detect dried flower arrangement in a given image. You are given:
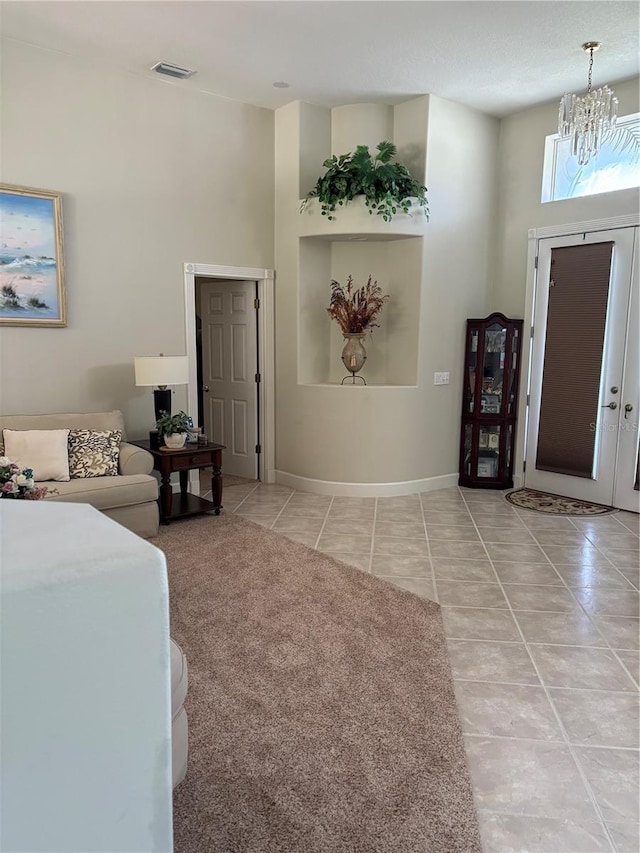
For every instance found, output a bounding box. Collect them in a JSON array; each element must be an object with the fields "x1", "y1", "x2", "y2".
[{"x1": 327, "y1": 275, "x2": 390, "y2": 334}]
